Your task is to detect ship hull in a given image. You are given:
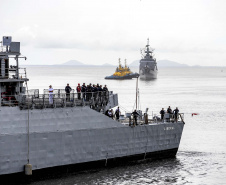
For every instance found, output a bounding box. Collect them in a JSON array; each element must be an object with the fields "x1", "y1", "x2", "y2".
[
  {"x1": 0, "y1": 106, "x2": 184, "y2": 175},
  {"x1": 139, "y1": 70, "x2": 158, "y2": 79},
  {"x1": 139, "y1": 60, "x2": 158, "y2": 79}
]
